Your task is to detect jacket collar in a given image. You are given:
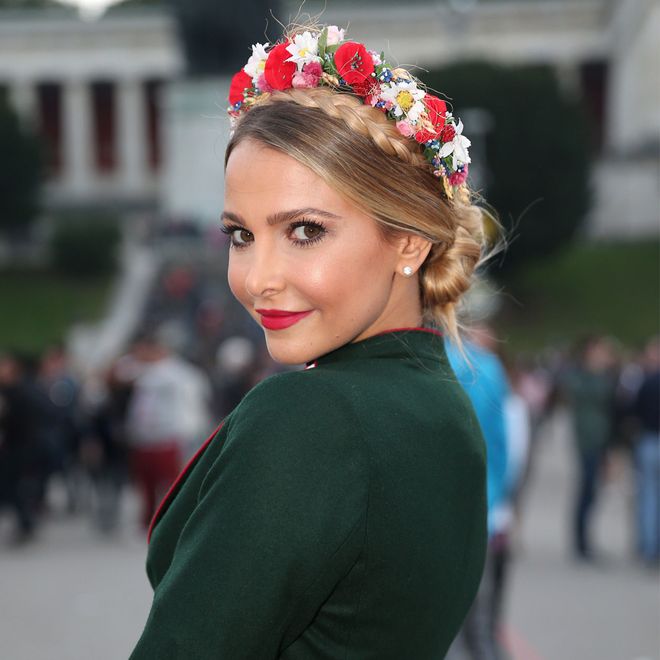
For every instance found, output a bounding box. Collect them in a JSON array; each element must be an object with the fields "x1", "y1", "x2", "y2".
[{"x1": 305, "y1": 327, "x2": 447, "y2": 369}]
